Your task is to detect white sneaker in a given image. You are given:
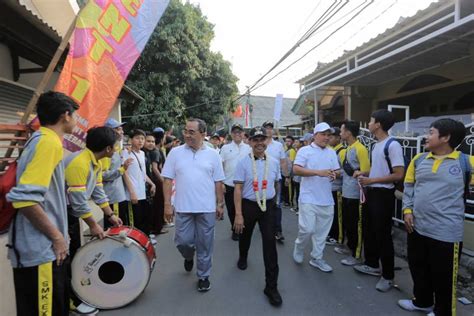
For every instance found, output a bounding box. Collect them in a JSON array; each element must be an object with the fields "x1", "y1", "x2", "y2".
[
  {"x1": 151, "y1": 239, "x2": 157, "y2": 246},
  {"x1": 341, "y1": 256, "x2": 361, "y2": 266},
  {"x1": 397, "y1": 299, "x2": 433, "y2": 313},
  {"x1": 293, "y1": 245, "x2": 303, "y2": 264},
  {"x1": 375, "y1": 277, "x2": 393, "y2": 292},
  {"x1": 309, "y1": 258, "x2": 333, "y2": 272},
  {"x1": 149, "y1": 234, "x2": 156, "y2": 239},
  {"x1": 72, "y1": 302, "x2": 98, "y2": 315},
  {"x1": 427, "y1": 313, "x2": 435, "y2": 316},
  {"x1": 164, "y1": 222, "x2": 175, "y2": 228},
  {"x1": 334, "y1": 246, "x2": 351, "y2": 255},
  {"x1": 353, "y1": 264, "x2": 381, "y2": 276}
]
